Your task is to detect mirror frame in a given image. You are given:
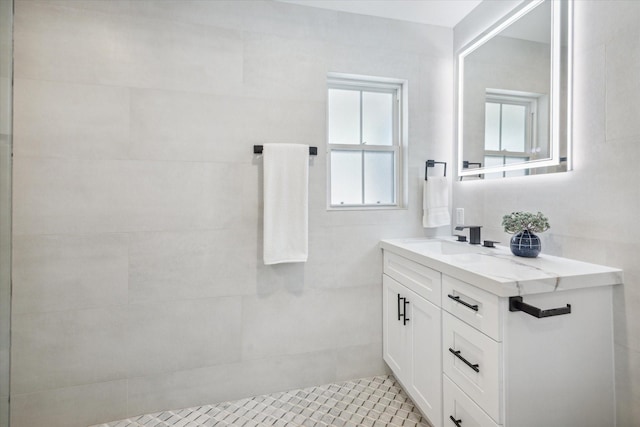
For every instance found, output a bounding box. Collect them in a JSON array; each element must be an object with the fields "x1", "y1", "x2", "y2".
[{"x1": 456, "y1": 0, "x2": 573, "y2": 178}]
